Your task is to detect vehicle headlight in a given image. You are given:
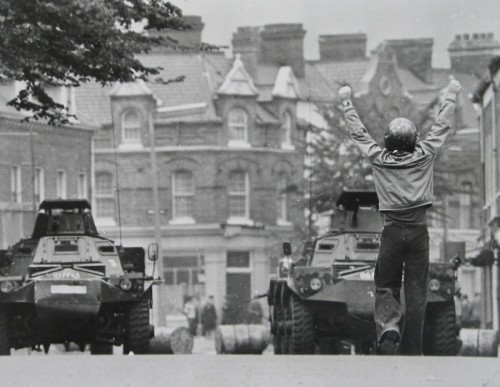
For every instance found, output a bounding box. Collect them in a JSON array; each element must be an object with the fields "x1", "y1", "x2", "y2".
[
  {"x1": 120, "y1": 278, "x2": 132, "y2": 291},
  {"x1": 429, "y1": 278, "x2": 440, "y2": 292},
  {"x1": 310, "y1": 278, "x2": 322, "y2": 291},
  {"x1": 0, "y1": 281, "x2": 14, "y2": 293}
]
